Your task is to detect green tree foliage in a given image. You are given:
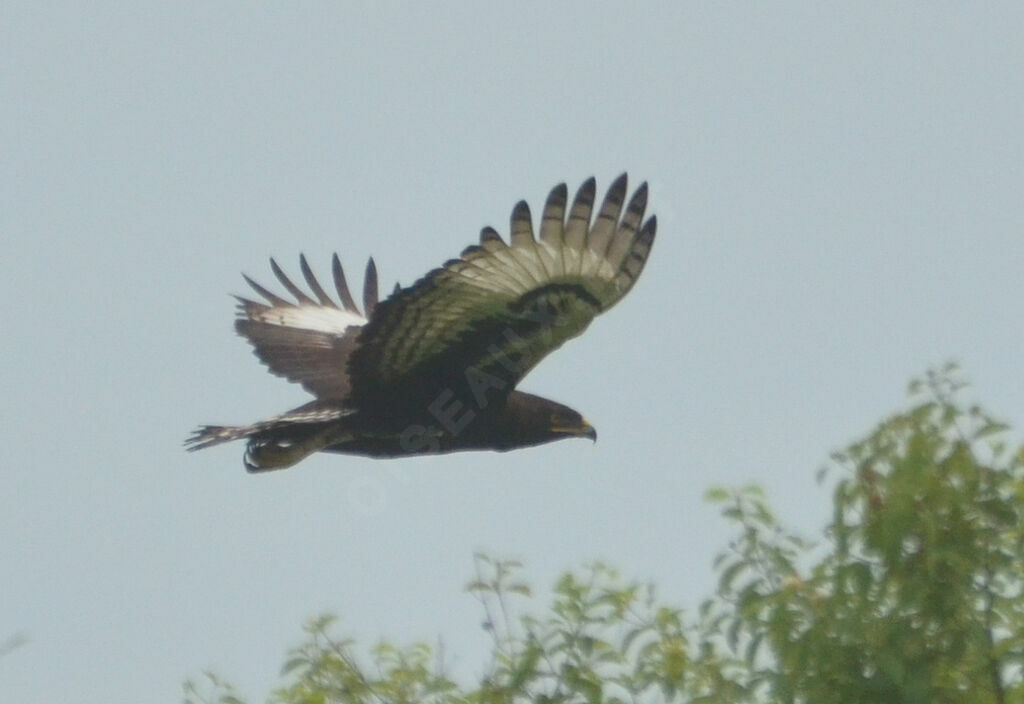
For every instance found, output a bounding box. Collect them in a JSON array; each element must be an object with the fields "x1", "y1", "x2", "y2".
[{"x1": 185, "y1": 364, "x2": 1024, "y2": 704}]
